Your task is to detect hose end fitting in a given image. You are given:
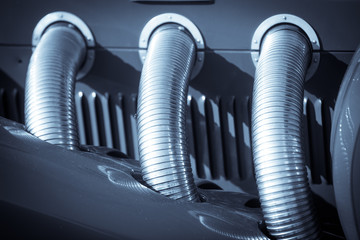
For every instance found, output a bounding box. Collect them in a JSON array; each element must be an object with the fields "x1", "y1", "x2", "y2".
[{"x1": 25, "y1": 12, "x2": 94, "y2": 150}]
